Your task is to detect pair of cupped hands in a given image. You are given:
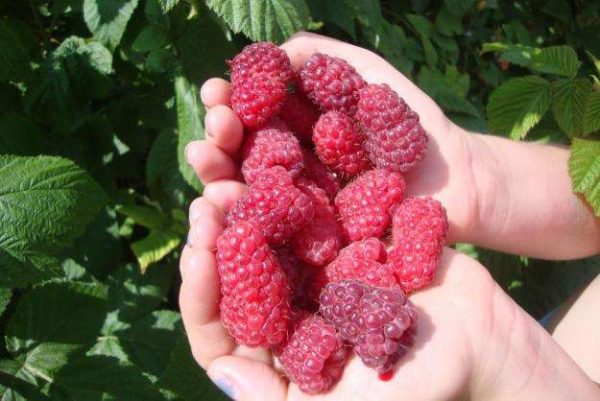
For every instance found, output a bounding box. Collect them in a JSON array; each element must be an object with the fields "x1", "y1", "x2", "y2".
[{"x1": 180, "y1": 33, "x2": 600, "y2": 401}]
